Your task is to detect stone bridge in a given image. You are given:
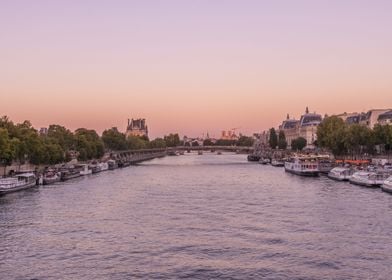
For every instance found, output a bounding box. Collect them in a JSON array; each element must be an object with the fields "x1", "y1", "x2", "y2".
[{"x1": 110, "y1": 146, "x2": 254, "y2": 164}]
